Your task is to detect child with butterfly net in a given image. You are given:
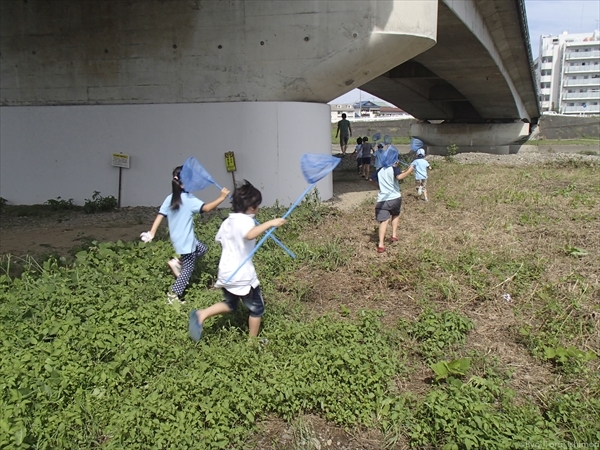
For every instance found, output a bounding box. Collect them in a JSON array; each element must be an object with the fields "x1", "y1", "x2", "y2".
[
  {"x1": 140, "y1": 165, "x2": 230, "y2": 304},
  {"x1": 188, "y1": 180, "x2": 286, "y2": 341}
]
